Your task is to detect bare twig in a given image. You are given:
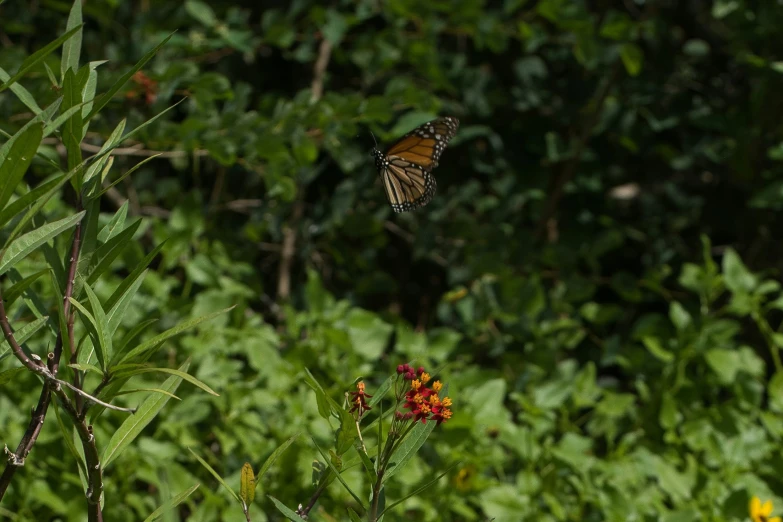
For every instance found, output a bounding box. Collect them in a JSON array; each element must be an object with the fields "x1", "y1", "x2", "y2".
[
  {"x1": 311, "y1": 38, "x2": 333, "y2": 102},
  {"x1": 276, "y1": 200, "x2": 304, "y2": 301},
  {"x1": 56, "y1": 379, "x2": 137, "y2": 414},
  {"x1": 43, "y1": 138, "x2": 210, "y2": 159},
  {"x1": 276, "y1": 37, "x2": 334, "y2": 302}
]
